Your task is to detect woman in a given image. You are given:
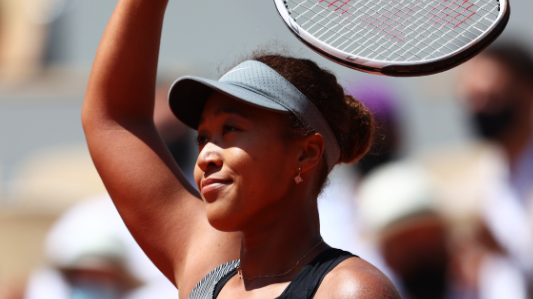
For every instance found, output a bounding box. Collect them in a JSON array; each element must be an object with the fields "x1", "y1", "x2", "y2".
[{"x1": 82, "y1": 0, "x2": 401, "y2": 298}]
